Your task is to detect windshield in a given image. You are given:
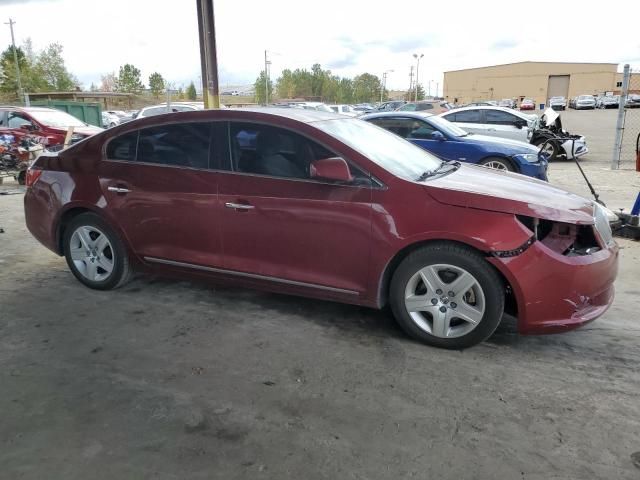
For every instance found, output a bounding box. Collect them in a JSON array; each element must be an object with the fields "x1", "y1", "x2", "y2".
[
  {"x1": 29, "y1": 110, "x2": 86, "y2": 128},
  {"x1": 578, "y1": 95, "x2": 593, "y2": 100},
  {"x1": 426, "y1": 115, "x2": 469, "y2": 137},
  {"x1": 315, "y1": 118, "x2": 442, "y2": 181}
]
